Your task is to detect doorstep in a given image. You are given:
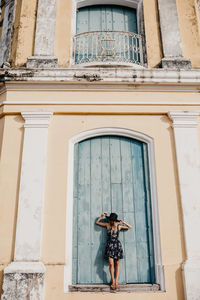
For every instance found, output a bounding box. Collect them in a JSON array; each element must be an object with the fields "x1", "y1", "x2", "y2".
[{"x1": 69, "y1": 283, "x2": 160, "y2": 292}]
